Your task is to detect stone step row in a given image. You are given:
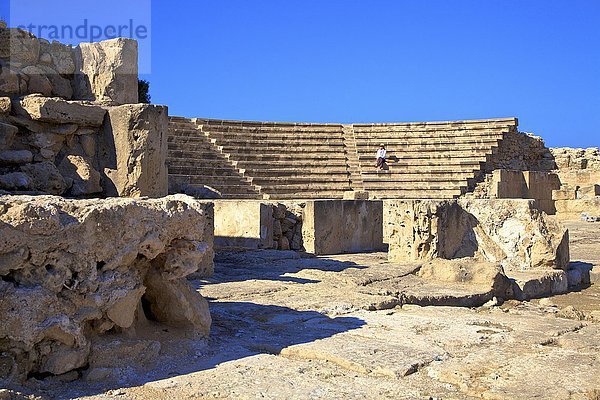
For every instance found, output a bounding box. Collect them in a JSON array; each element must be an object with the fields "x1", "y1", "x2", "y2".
[
  {"x1": 358, "y1": 146, "x2": 496, "y2": 155},
  {"x1": 168, "y1": 143, "x2": 216, "y2": 152},
  {"x1": 170, "y1": 134, "x2": 345, "y2": 146},
  {"x1": 172, "y1": 116, "x2": 516, "y2": 125},
  {"x1": 358, "y1": 153, "x2": 489, "y2": 162},
  {"x1": 167, "y1": 151, "x2": 228, "y2": 161},
  {"x1": 168, "y1": 145, "x2": 494, "y2": 161},
  {"x1": 220, "y1": 153, "x2": 350, "y2": 162},
  {"x1": 193, "y1": 120, "x2": 514, "y2": 131},
  {"x1": 169, "y1": 175, "x2": 261, "y2": 194},
  {"x1": 263, "y1": 192, "x2": 346, "y2": 200},
  {"x1": 368, "y1": 190, "x2": 464, "y2": 199},
  {"x1": 355, "y1": 139, "x2": 501, "y2": 149},
  {"x1": 194, "y1": 125, "x2": 512, "y2": 136},
  {"x1": 257, "y1": 185, "x2": 352, "y2": 193},
  {"x1": 200, "y1": 127, "x2": 345, "y2": 135},
  {"x1": 167, "y1": 164, "x2": 352, "y2": 177},
  {"x1": 209, "y1": 143, "x2": 498, "y2": 154},
  {"x1": 203, "y1": 131, "x2": 505, "y2": 142},
  {"x1": 168, "y1": 167, "x2": 251, "y2": 180},
  {"x1": 353, "y1": 122, "x2": 516, "y2": 131},
  {"x1": 168, "y1": 150, "x2": 488, "y2": 164},
  {"x1": 169, "y1": 170, "x2": 253, "y2": 185},
  {"x1": 199, "y1": 122, "x2": 344, "y2": 131},
  {"x1": 361, "y1": 174, "x2": 475, "y2": 183},
  {"x1": 173, "y1": 143, "x2": 346, "y2": 154}
]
